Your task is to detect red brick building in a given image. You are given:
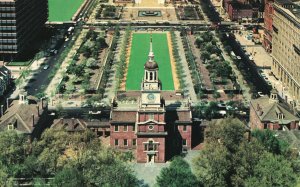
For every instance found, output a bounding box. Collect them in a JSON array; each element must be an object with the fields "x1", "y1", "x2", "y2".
[
  {"x1": 227, "y1": 2, "x2": 254, "y2": 21},
  {"x1": 110, "y1": 39, "x2": 193, "y2": 163},
  {"x1": 250, "y1": 89, "x2": 299, "y2": 130}
]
